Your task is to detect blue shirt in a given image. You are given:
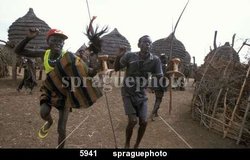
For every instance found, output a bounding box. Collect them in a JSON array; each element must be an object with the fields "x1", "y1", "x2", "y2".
[{"x1": 120, "y1": 51, "x2": 163, "y2": 97}]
